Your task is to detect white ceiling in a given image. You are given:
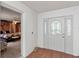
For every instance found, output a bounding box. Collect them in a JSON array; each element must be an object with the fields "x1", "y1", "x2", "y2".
[{"x1": 23, "y1": 1, "x2": 79, "y2": 13}]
